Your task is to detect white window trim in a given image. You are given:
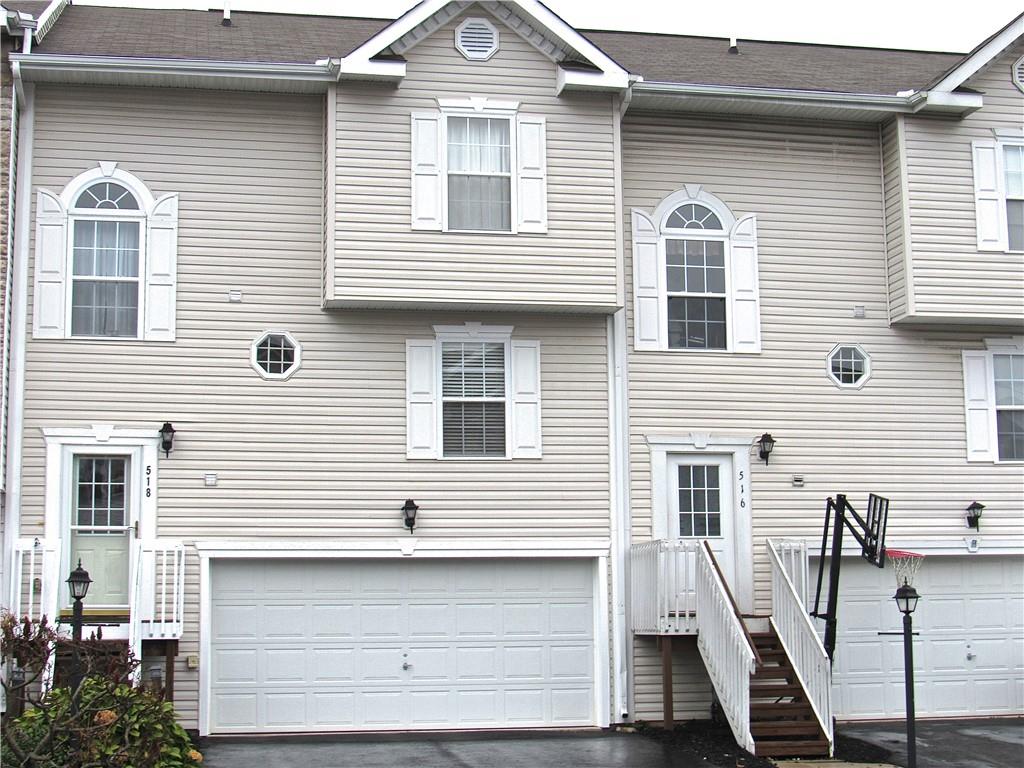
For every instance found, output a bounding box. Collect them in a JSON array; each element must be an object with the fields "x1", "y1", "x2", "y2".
[
  {"x1": 439, "y1": 98, "x2": 519, "y2": 234},
  {"x1": 41, "y1": 425, "x2": 161, "y2": 608},
  {"x1": 33, "y1": 162, "x2": 179, "y2": 341},
  {"x1": 632, "y1": 185, "x2": 761, "y2": 354},
  {"x1": 826, "y1": 342, "x2": 872, "y2": 390},
  {"x1": 973, "y1": 132, "x2": 1024, "y2": 253},
  {"x1": 249, "y1": 329, "x2": 303, "y2": 381},
  {"x1": 963, "y1": 336, "x2": 1024, "y2": 464},
  {"x1": 645, "y1": 432, "x2": 755, "y2": 612},
  {"x1": 434, "y1": 322, "x2": 514, "y2": 460}
]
